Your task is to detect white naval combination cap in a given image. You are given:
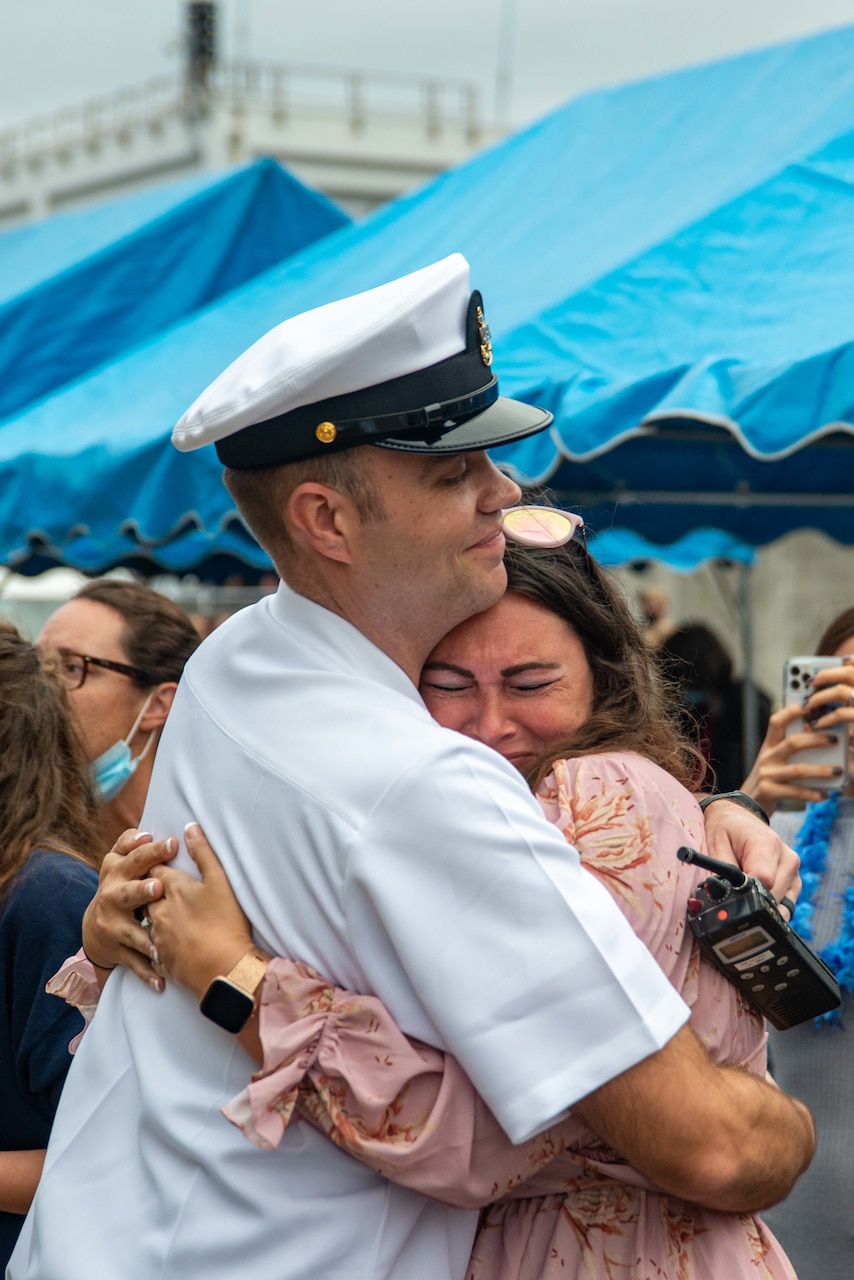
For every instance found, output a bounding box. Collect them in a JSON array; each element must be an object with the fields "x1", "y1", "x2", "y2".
[{"x1": 172, "y1": 254, "x2": 553, "y2": 469}]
